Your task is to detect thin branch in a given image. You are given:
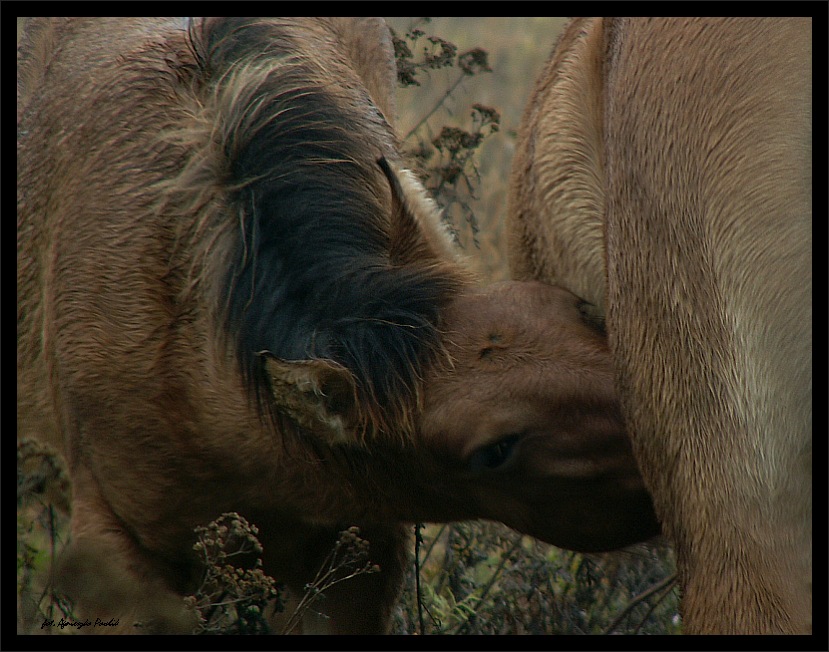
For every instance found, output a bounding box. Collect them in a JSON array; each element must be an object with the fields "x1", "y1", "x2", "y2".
[
  {"x1": 453, "y1": 534, "x2": 523, "y2": 634},
  {"x1": 414, "y1": 523, "x2": 425, "y2": 634},
  {"x1": 403, "y1": 72, "x2": 467, "y2": 141},
  {"x1": 421, "y1": 523, "x2": 446, "y2": 566},
  {"x1": 631, "y1": 578, "x2": 678, "y2": 634},
  {"x1": 602, "y1": 573, "x2": 677, "y2": 635}
]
